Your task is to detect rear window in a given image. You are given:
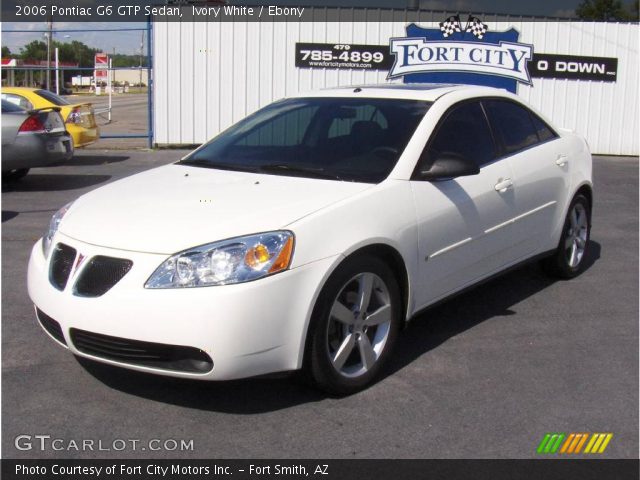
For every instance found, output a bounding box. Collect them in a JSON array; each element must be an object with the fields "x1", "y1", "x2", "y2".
[
  {"x1": 35, "y1": 89, "x2": 70, "y2": 106},
  {"x1": 1, "y1": 99, "x2": 25, "y2": 113},
  {"x1": 530, "y1": 113, "x2": 558, "y2": 143}
]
